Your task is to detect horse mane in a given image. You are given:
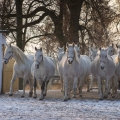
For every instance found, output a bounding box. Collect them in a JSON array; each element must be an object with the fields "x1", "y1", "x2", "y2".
[
  {"x1": 11, "y1": 45, "x2": 28, "y2": 64},
  {"x1": 115, "y1": 56, "x2": 120, "y2": 63},
  {"x1": 74, "y1": 48, "x2": 80, "y2": 64}
]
